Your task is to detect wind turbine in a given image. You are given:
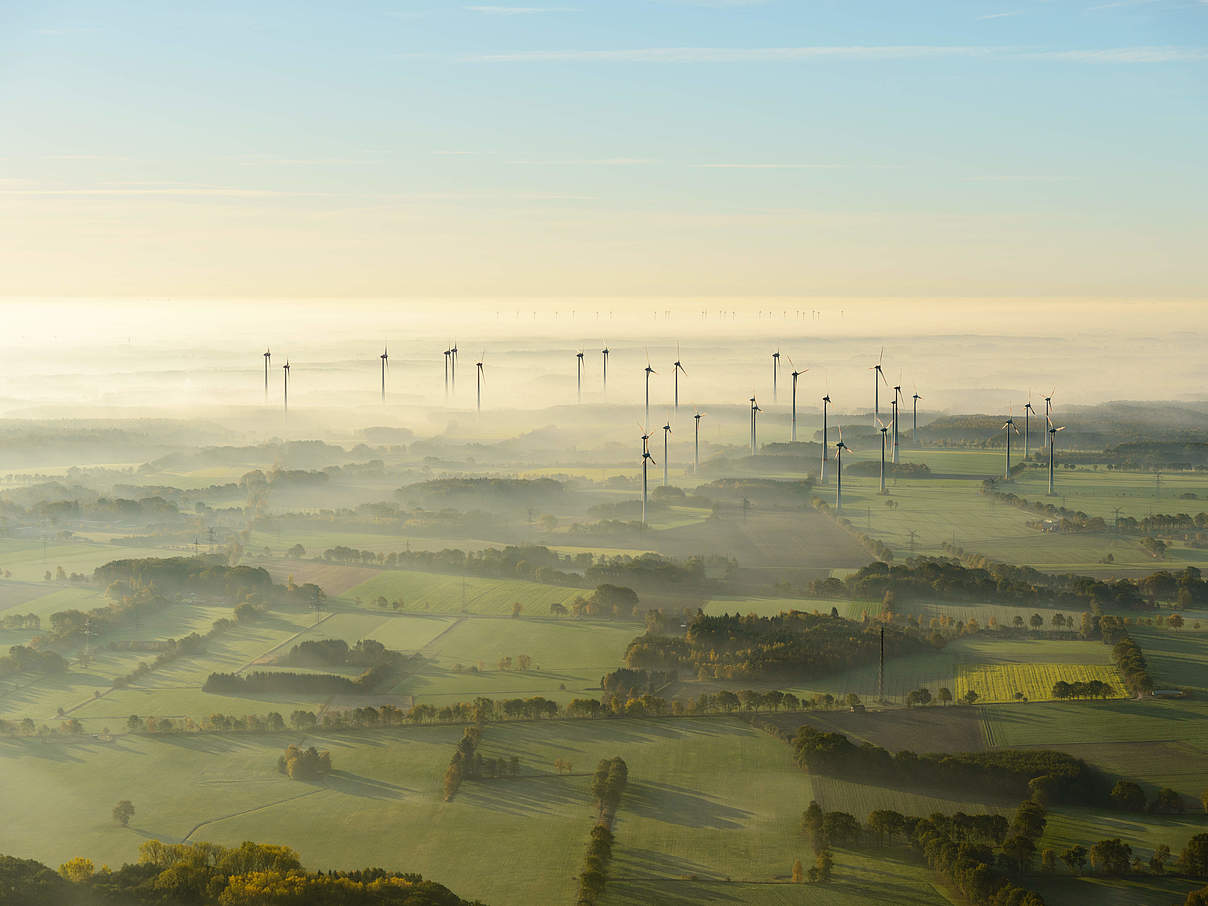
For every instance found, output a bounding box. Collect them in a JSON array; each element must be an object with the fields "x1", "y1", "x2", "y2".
[
  {"x1": 450, "y1": 342, "x2": 458, "y2": 393},
  {"x1": 834, "y1": 426, "x2": 850, "y2": 511},
  {"x1": 443, "y1": 347, "x2": 451, "y2": 400},
  {"x1": 870, "y1": 348, "x2": 887, "y2": 426},
  {"x1": 644, "y1": 359, "x2": 656, "y2": 425},
  {"x1": 673, "y1": 345, "x2": 686, "y2": 410},
  {"x1": 263, "y1": 348, "x2": 271, "y2": 402},
  {"x1": 1000, "y1": 412, "x2": 1020, "y2": 479},
  {"x1": 1047, "y1": 417, "x2": 1065, "y2": 495},
  {"x1": 662, "y1": 421, "x2": 672, "y2": 486},
  {"x1": 476, "y1": 353, "x2": 486, "y2": 412},
  {"x1": 1043, "y1": 390, "x2": 1054, "y2": 448},
  {"x1": 380, "y1": 345, "x2": 389, "y2": 402},
  {"x1": 749, "y1": 395, "x2": 761, "y2": 455},
  {"x1": 693, "y1": 411, "x2": 704, "y2": 473},
  {"x1": 789, "y1": 358, "x2": 808, "y2": 442},
  {"x1": 601, "y1": 344, "x2": 609, "y2": 391},
  {"x1": 912, "y1": 387, "x2": 923, "y2": 443},
  {"x1": 771, "y1": 350, "x2": 781, "y2": 402},
  {"x1": 282, "y1": 360, "x2": 290, "y2": 413},
  {"x1": 821, "y1": 393, "x2": 831, "y2": 483},
  {"x1": 877, "y1": 418, "x2": 890, "y2": 494},
  {"x1": 641, "y1": 430, "x2": 655, "y2": 527},
  {"x1": 576, "y1": 349, "x2": 585, "y2": 402},
  {"x1": 891, "y1": 376, "x2": 902, "y2": 464},
  {"x1": 1024, "y1": 394, "x2": 1036, "y2": 459}
]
